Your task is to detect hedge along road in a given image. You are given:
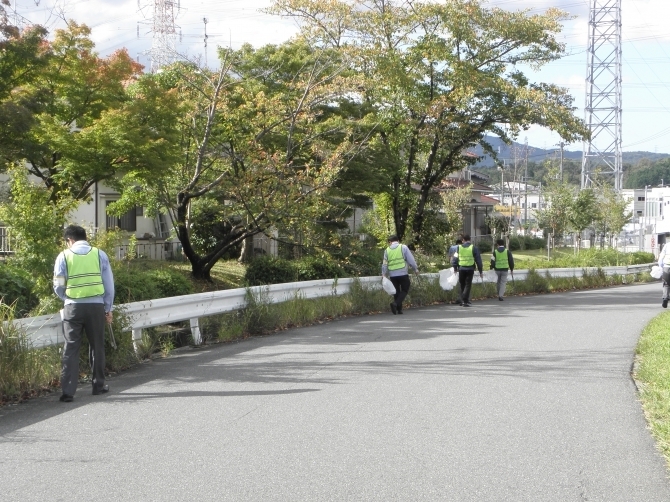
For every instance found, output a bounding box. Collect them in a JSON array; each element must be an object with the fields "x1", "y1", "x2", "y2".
[{"x1": 1, "y1": 283, "x2": 669, "y2": 501}]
